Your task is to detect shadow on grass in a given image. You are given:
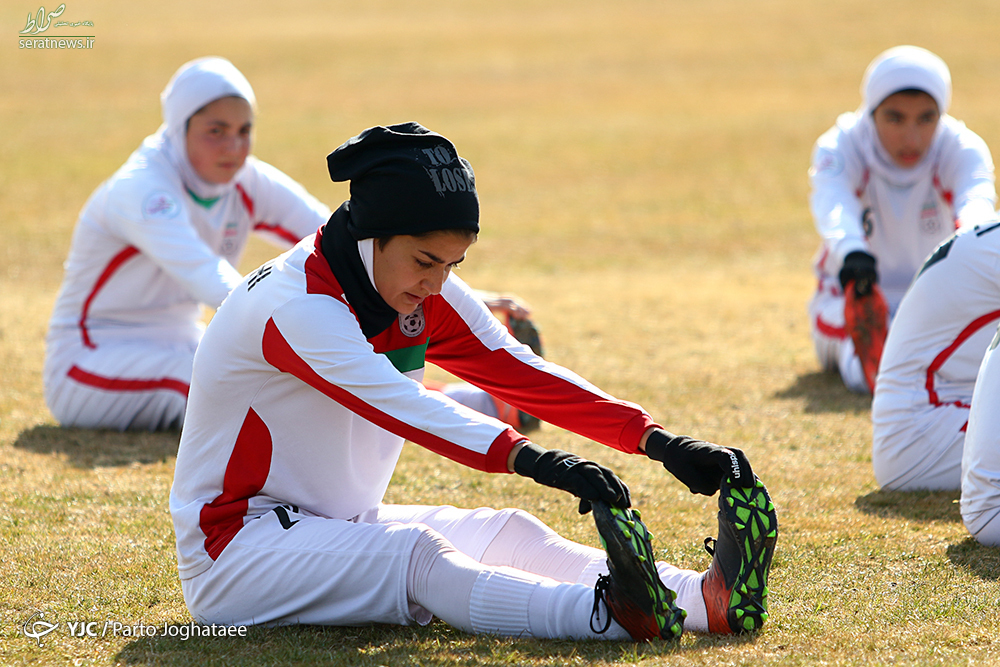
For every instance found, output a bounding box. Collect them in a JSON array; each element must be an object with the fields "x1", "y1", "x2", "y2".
[
  {"x1": 854, "y1": 488, "x2": 962, "y2": 523},
  {"x1": 946, "y1": 537, "x2": 1000, "y2": 580},
  {"x1": 12, "y1": 424, "x2": 179, "y2": 469},
  {"x1": 113, "y1": 620, "x2": 760, "y2": 666},
  {"x1": 773, "y1": 370, "x2": 872, "y2": 414}
]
